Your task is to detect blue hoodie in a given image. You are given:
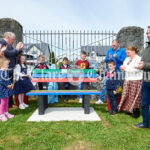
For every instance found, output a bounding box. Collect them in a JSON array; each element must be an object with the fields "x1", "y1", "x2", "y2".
[{"x1": 105, "y1": 48, "x2": 126, "y2": 70}]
